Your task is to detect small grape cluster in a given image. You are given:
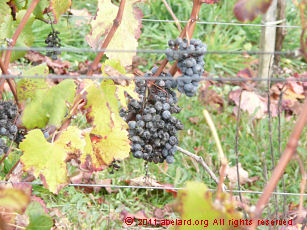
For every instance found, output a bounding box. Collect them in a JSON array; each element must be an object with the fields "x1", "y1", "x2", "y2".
[
  {"x1": 0, "y1": 101, "x2": 18, "y2": 155},
  {"x1": 45, "y1": 30, "x2": 61, "y2": 60},
  {"x1": 122, "y1": 71, "x2": 183, "y2": 164},
  {"x1": 165, "y1": 38, "x2": 206, "y2": 97}
]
